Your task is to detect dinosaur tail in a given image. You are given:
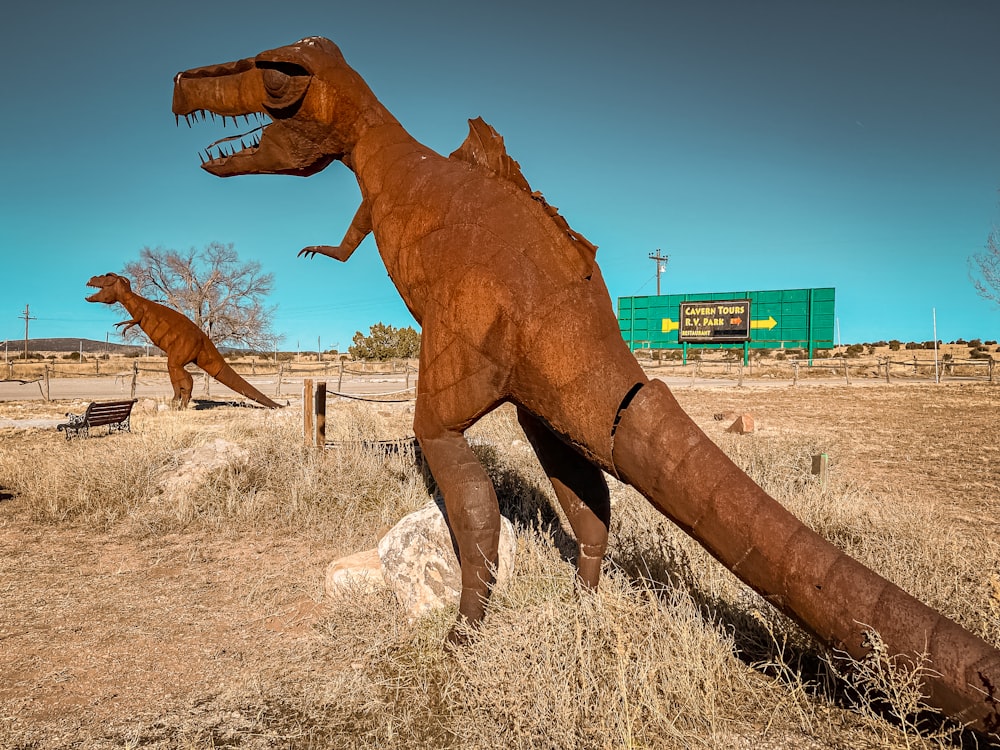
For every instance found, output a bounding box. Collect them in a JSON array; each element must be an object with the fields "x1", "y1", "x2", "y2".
[
  {"x1": 200, "y1": 356, "x2": 282, "y2": 409},
  {"x1": 610, "y1": 378, "x2": 1000, "y2": 735}
]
